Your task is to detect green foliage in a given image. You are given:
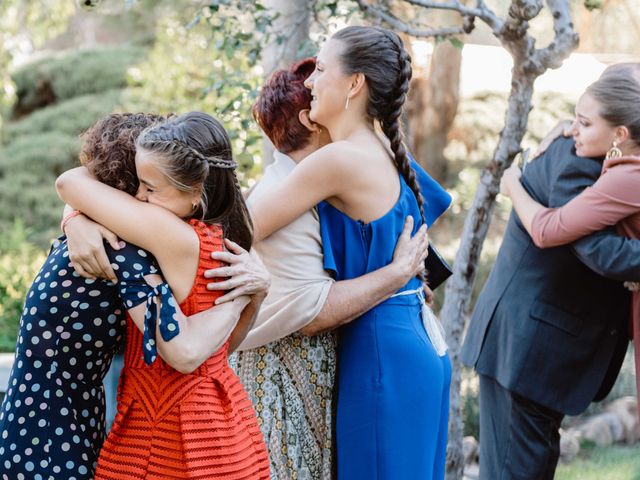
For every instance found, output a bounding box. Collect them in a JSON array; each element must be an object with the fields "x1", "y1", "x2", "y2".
[
  {"x1": 4, "y1": 89, "x2": 122, "y2": 144},
  {"x1": 124, "y1": 9, "x2": 266, "y2": 183},
  {"x1": 1, "y1": 44, "x2": 134, "y2": 245},
  {"x1": 583, "y1": 0, "x2": 603, "y2": 11},
  {"x1": 0, "y1": 133, "x2": 80, "y2": 244},
  {"x1": 202, "y1": 0, "x2": 277, "y2": 65},
  {"x1": 448, "y1": 37, "x2": 465, "y2": 50},
  {"x1": 0, "y1": 0, "x2": 75, "y2": 131},
  {"x1": 11, "y1": 45, "x2": 144, "y2": 115},
  {"x1": 310, "y1": 0, "x2": 362, "y2": 41},
  {"x1": 0, "y1": 220, "x2": 47, "y2": 352}
]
